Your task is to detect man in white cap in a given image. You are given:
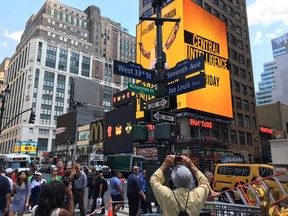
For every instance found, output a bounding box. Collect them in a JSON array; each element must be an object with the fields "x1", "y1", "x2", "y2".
[
  {"x1": 150, "y1": 155, "x2": 210, "y2": 216},
  {"x1": 30, "y1": 171, "x2": 46, "y2": 208},
  {"x1": 5, "y1": 168, "x2": 14, "y2": 190}
]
